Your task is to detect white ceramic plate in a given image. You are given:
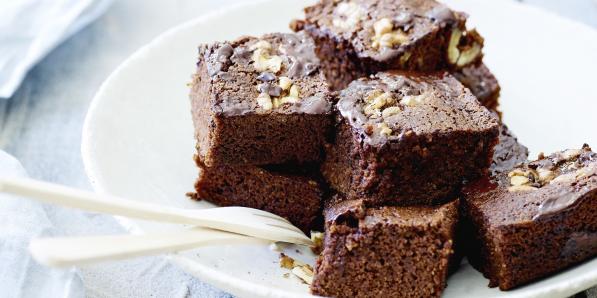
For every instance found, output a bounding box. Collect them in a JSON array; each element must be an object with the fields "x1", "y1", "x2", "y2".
[{"x1": 82, "y1": 0, "x2": 597, "y2": 297}]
